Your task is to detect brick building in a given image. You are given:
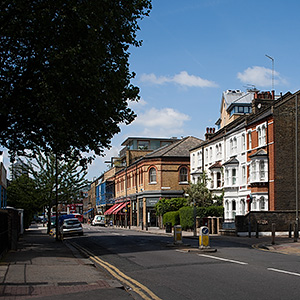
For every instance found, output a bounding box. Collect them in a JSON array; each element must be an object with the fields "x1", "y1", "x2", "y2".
[
  {"x1": 110, "y1": 136, "x2": 202, "y2": 228},
  {"x1": 273, "y1": 90, "x2": 300, "y2": 210}
]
